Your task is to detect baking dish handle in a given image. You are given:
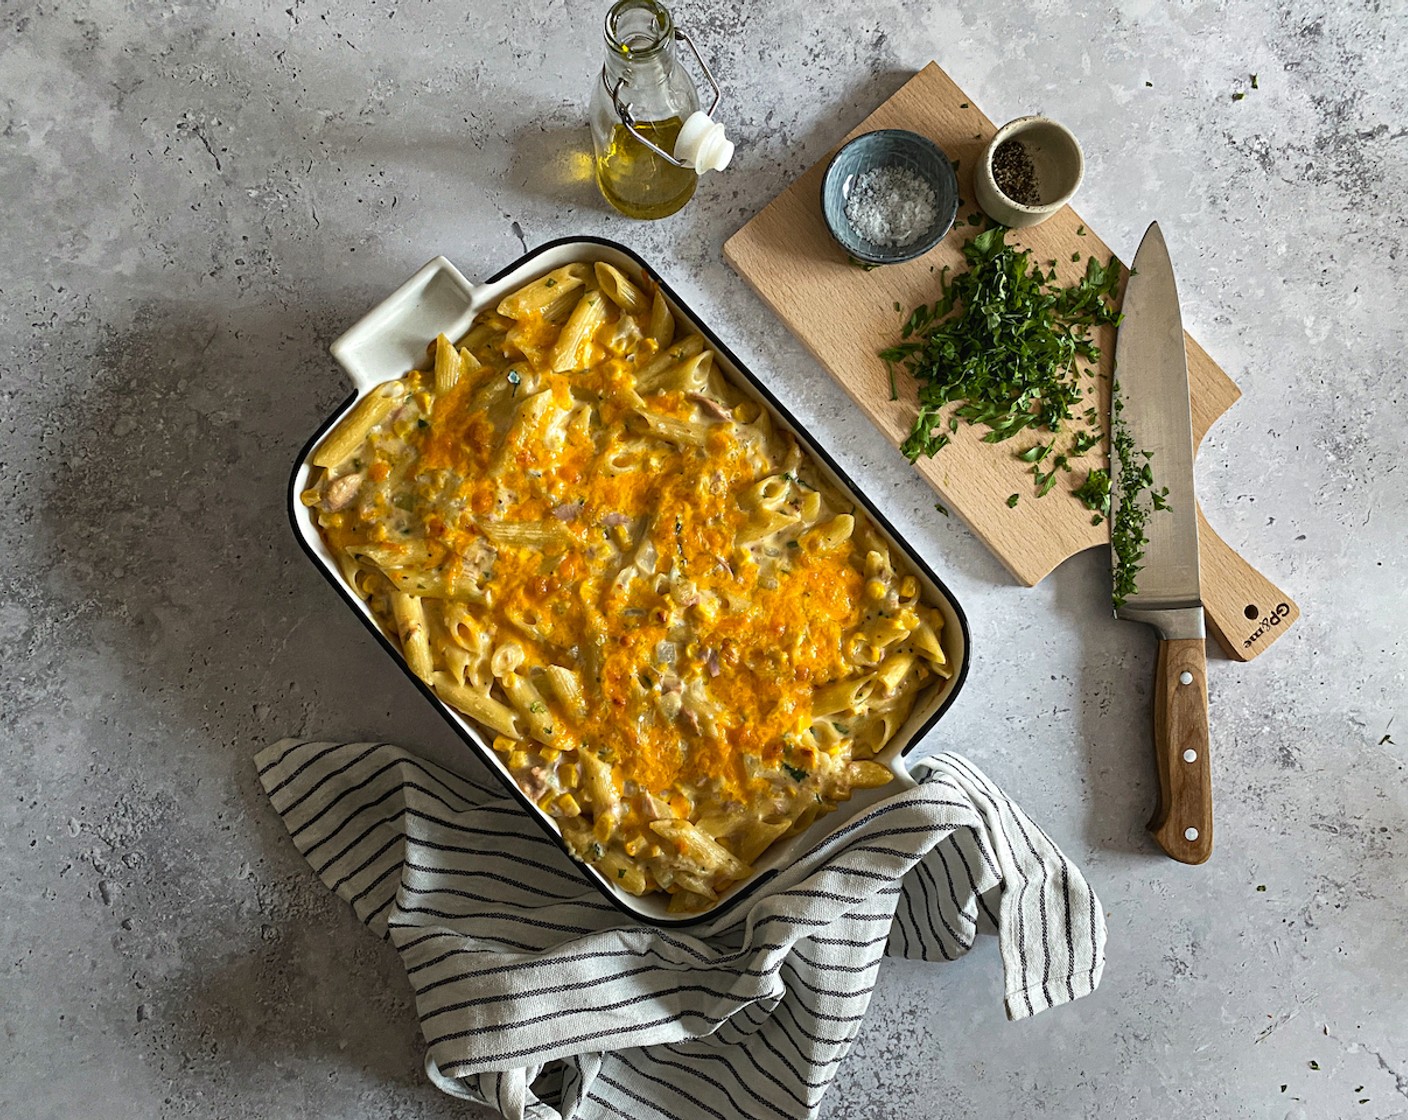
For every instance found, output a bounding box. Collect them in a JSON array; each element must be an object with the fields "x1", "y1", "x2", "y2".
[{"x1": 329, "y1": 257, "x2": 483, "y2": 392}]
